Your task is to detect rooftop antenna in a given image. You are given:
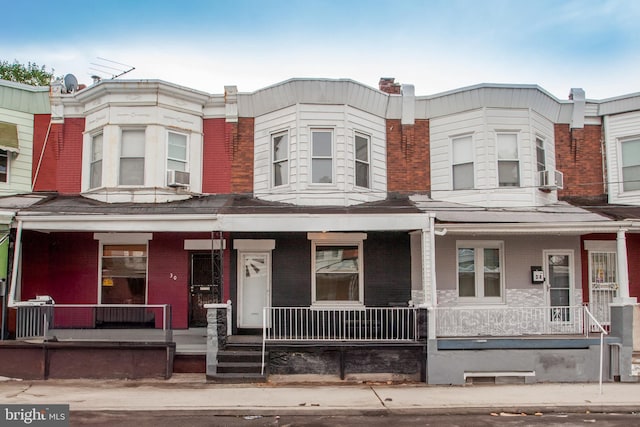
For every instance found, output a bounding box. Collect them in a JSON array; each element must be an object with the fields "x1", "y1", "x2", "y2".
[{"x1": 89, "y1": 57, "x2": 135, "y2": 81}]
